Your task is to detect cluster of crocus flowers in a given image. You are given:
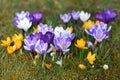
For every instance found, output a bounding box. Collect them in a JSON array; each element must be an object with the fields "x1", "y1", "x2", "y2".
[
  {"x1": 24, "y1": 23, "x2": 54, "y2": 53},
  {"x1": 1, "y1": 8, "x2": 116, "y2": 69},
  {"x1": 95, "y1": 8, "x2": 117, "y2": 23},
  {"x1": 52, "y1": 27, "x2": 75, "y2": 66},
  {"x1": 24, "y1": 23, "x2": 54, "y2": 68},
  {"x1": 14, "y1": 11, "x2": 43, "y2": 37},
  {"x1": 1, "y1": 33, "x2": 23, "y2": 54},
  {"x1": 60, "y1": 10, "x2": 91, "y2": 24}
]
